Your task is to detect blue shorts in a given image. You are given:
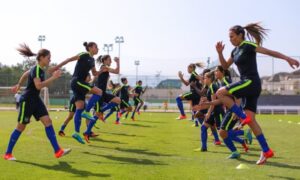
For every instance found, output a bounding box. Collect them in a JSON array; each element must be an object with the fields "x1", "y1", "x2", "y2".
[
  {"x1": 18, "y1": 96, "x2": 48, "y2": 124},
  {"x1": 226, "y1": 79, "x2": 261, "y2": 112}
]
